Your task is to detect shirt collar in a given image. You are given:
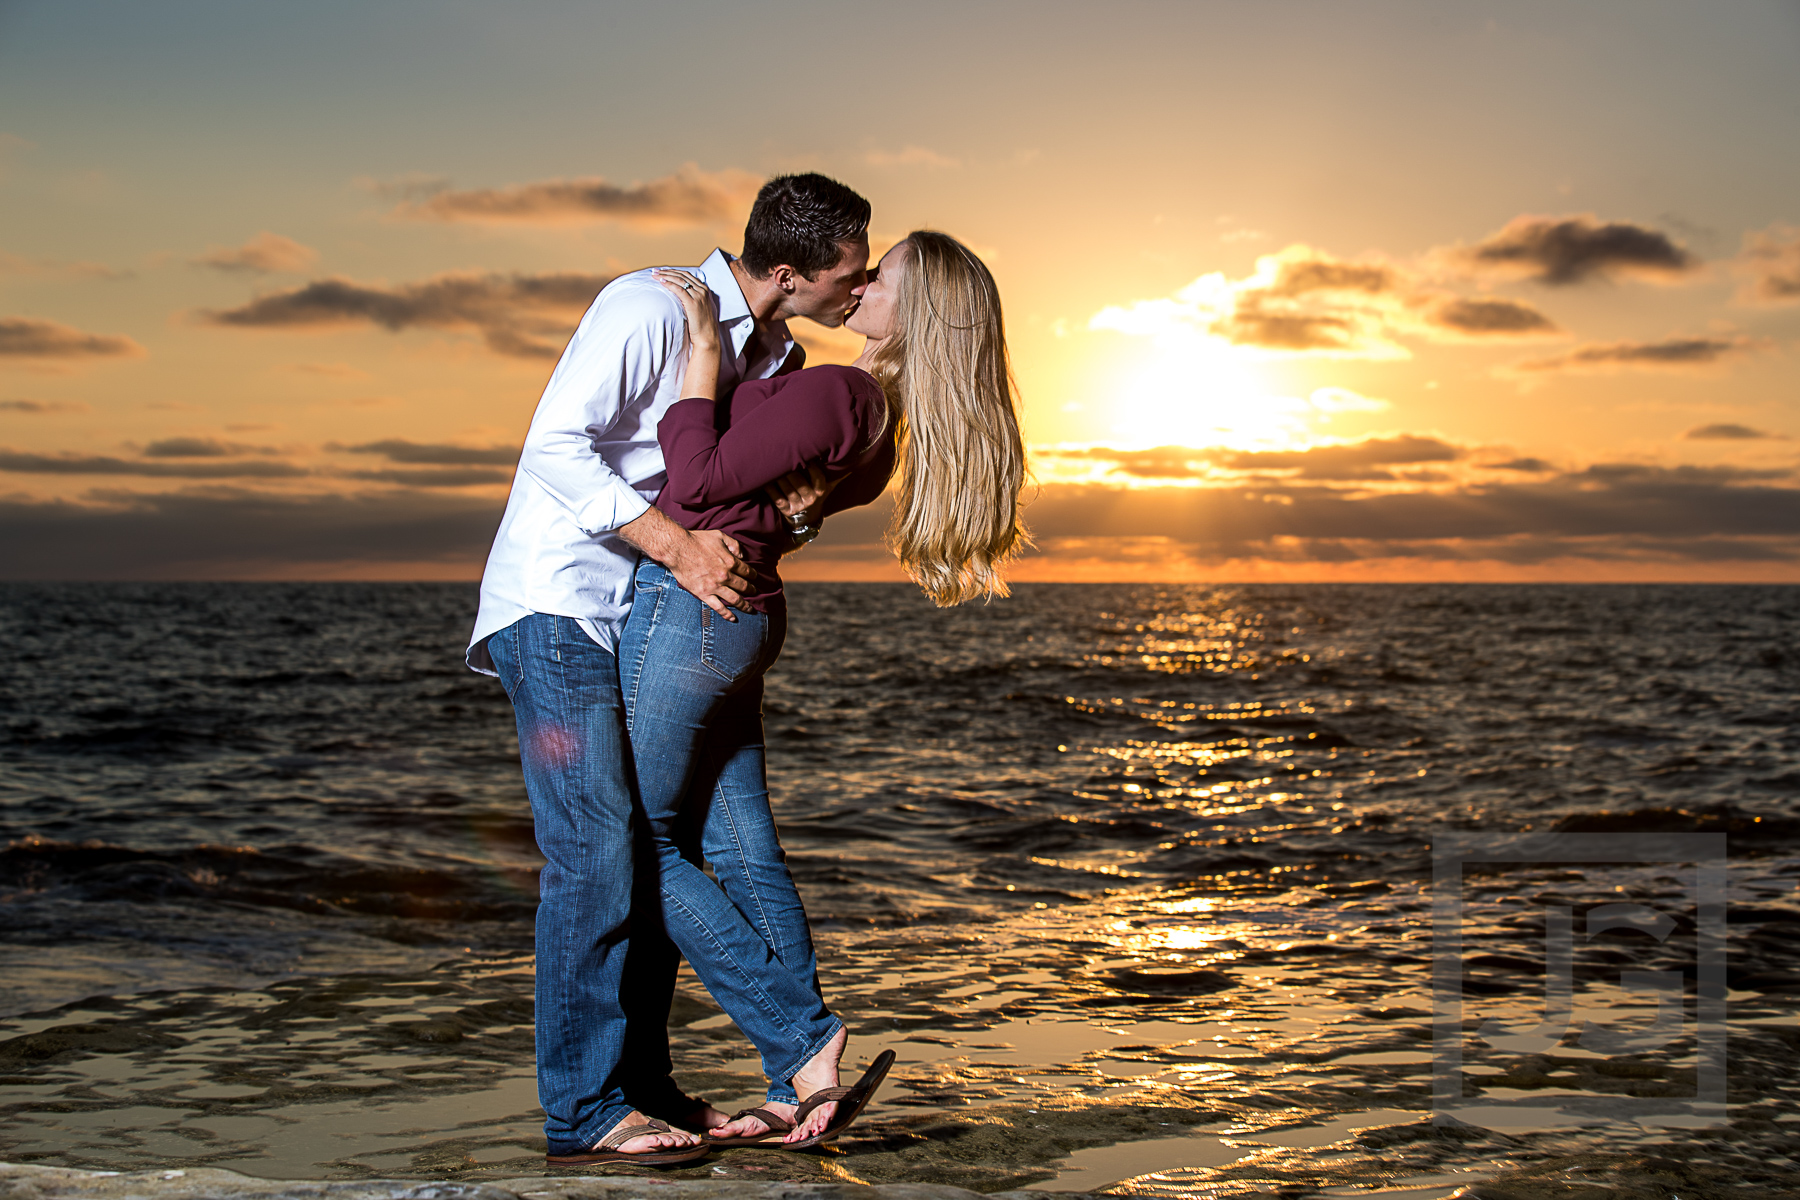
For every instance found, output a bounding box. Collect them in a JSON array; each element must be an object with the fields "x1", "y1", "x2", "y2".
[
  {"x1": 695, "y1": 248, "x2": 793, "y2": 369},
  {"x1": 696, "y1": 248, "x2": 751, "y2": 327}
]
